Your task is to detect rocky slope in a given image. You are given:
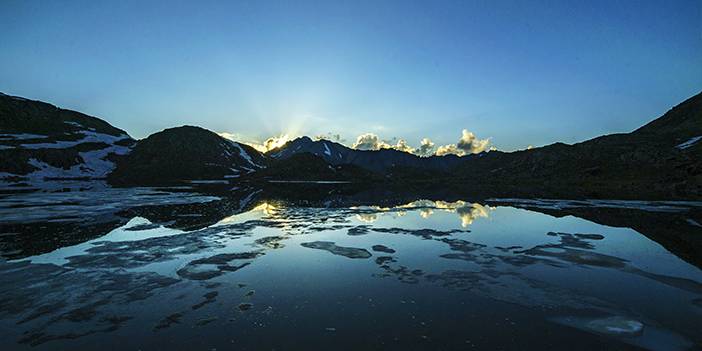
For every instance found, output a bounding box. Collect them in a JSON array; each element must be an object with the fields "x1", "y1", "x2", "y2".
[
  {"x1": 2, "y1": 90, "x2": 700, "y2": 199},
  {"x1": 108, "y1": 126, "x2": 266, "y2": 185},
  {"x1": 452, "y1": 92, "x2": 702, "y2": 199},
  {"x1": 0, "y1": 92, "x2": 134, "y2": 180},
  {"x1": 250, "y1": 152, "x2": 379, "y2": 181}
]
